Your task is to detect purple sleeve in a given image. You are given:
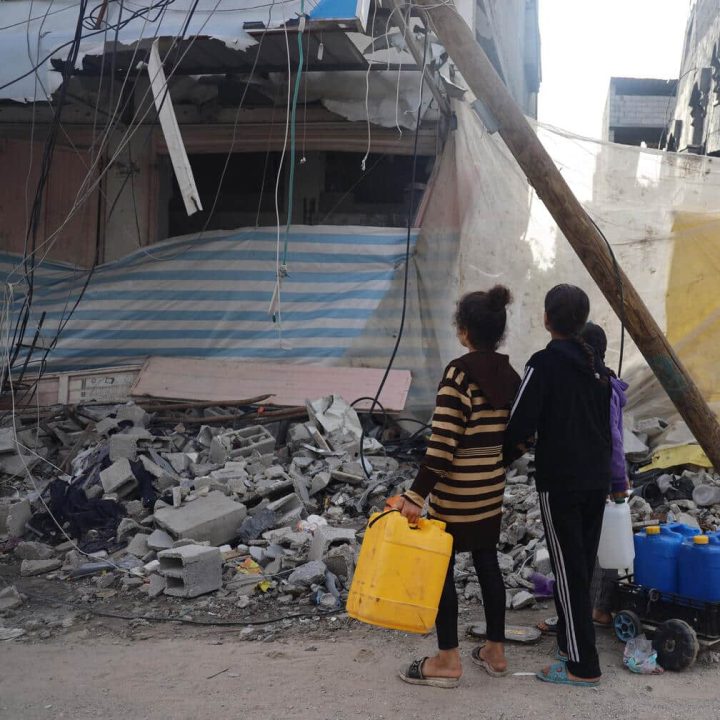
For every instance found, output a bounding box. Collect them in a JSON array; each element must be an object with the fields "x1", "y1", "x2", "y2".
[{"x1": 609, "y1": 386, "x2": 628, "y2": 493}]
